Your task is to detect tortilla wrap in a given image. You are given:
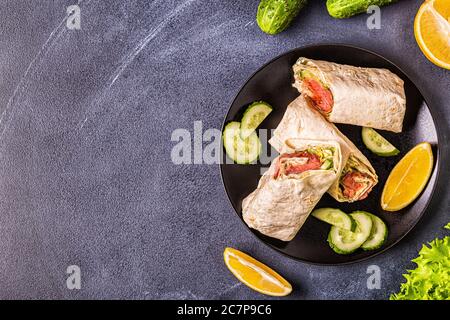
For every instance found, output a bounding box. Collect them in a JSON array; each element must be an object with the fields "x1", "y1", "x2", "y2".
[
  {"x1": 269, "y1": 95, "x2": 378, "y2": 202},
  {"x1": 242, "y1": 139, "x2": 341, "y2": 241},
  {"x1": 293, "y1": 57, "x2": 406, "y2": 133}
]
